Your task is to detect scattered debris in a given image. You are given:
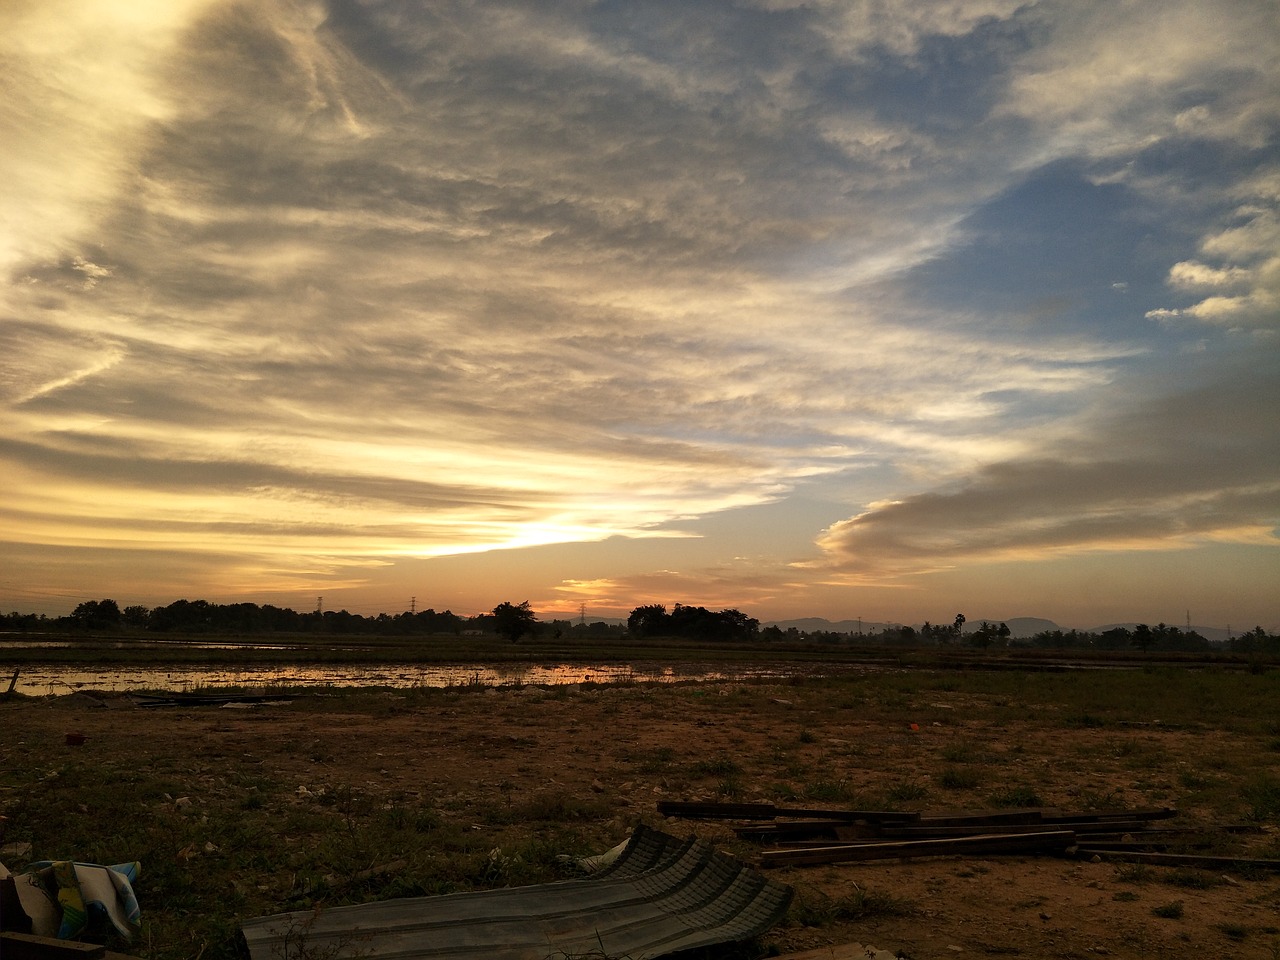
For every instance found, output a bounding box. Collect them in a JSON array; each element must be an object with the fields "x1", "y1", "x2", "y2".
[
  {"x1": 662, "y1": 801, "x2": 1280, "y2": 871},
  {"x1": 132, "y1": 693, "x2": 293, "y2": 708},
  {"x1": 0, "y1": 861, "x2": 140, "y2": 944},
  {"x1": 242, "y1": 825, "x2": 792, "y2": 960},
  {"x1": 0, "y1": 930, "x2": 140, "y2": 959}
]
